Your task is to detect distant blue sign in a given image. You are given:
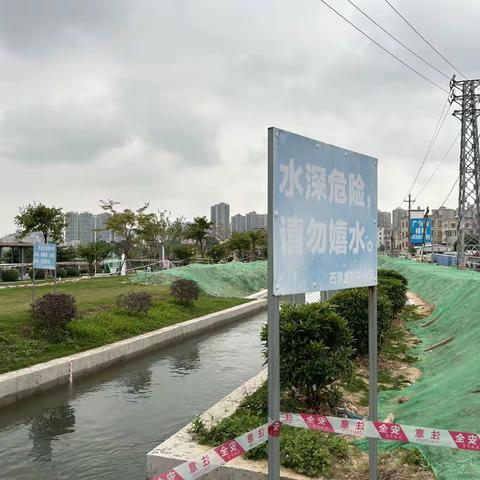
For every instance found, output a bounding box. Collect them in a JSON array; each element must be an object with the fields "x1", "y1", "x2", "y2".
[
  {"x1": 272, "y1": 128, "x2": 377, "y2": 295},
  {"x1": 410, "y1": 218, "x2": 432, "y2": 246},
  {"x1": 33, "y1": 243, "x2": 57, "y2": 270}
]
